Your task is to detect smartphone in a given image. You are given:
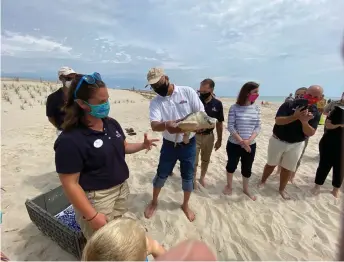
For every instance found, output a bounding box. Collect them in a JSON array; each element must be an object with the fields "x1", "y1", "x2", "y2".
[{"x1": 294, "y1": 98, "x2": 309, "y2": 111}]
